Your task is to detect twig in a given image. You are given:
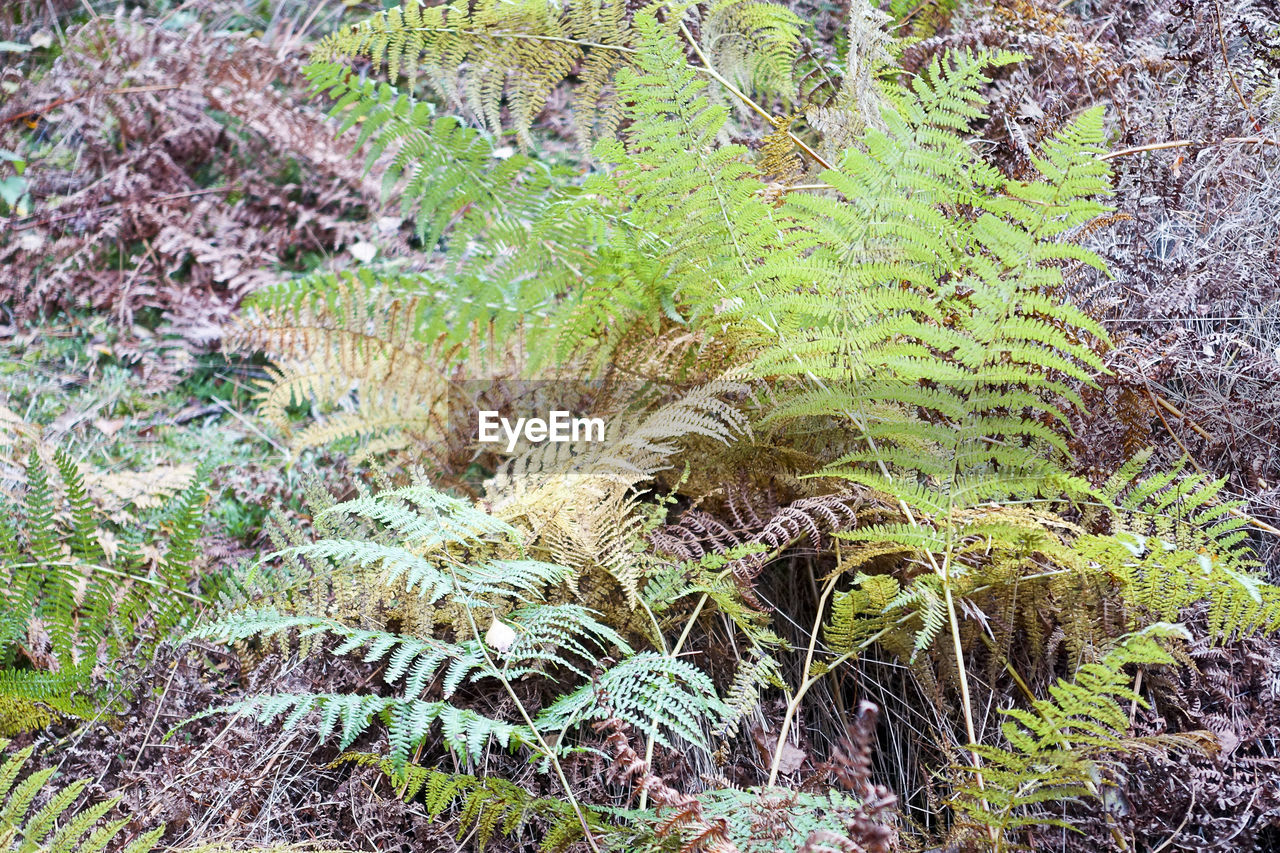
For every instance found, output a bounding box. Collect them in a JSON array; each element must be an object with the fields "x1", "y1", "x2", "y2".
[
  {"x1": 1100, "y1": 136, "x2": 1278, "y2": 161},
  {"x1": 1149, "y1": 393, "x2": 1213, "y2": 442},
  {"x1": 130, "y1": 656, "x2": 182, "y2": 774},
  {"x1": 4, "y1": 560, "x2": 209, "y2": 604},
  {"x1": 1149, "y1": 777, "x2": 1196, "y2": 853},
  {"x1": 440, "y1": 556, "x2": 603, "y2": 853},
  {"x1": 1209, "y1": 0, "x2": 1262, "y2": 132},
  {"x1": 1141, "y1": 387, "x2": 1280, "y2": 536},
  {"x1": 6, "y1": 185, "x2": 236, "y2": 232},
  {"x1": 784, "y1": 182, "x2": 836, "y2": 192},
  {"x1": 0, "y1": 84, "x2": 181, "y2": 126},
  {"x1": 1145, "y1": 386, "x2": 1208, "y2": 475},
  {"x1": 210, "y1": 396, "x2": 288, "y2": 455},
  {"x1": 677, "y1": 22, "x2": 836, "y2": 172}
]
